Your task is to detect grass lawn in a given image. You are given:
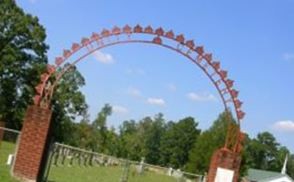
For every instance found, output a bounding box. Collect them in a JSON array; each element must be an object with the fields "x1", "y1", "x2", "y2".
[
  {"x1": 47, "y1": 164, "x2": 177, "y2": 182},
  {"x1": 1, "y1": 141, "x2": 176, "y2": 182},
  {"x1": 0, "y1": 141, "x2": 19, "y2": 182}
]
